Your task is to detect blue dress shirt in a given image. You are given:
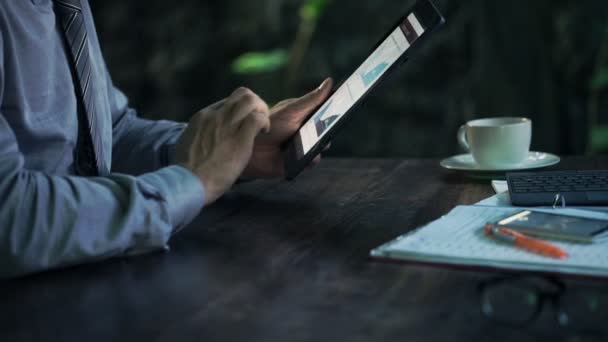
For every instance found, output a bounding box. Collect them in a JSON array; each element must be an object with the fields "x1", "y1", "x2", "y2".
[{"x1": 0, "y1": 0, "x2": 205, "y2": 278}]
